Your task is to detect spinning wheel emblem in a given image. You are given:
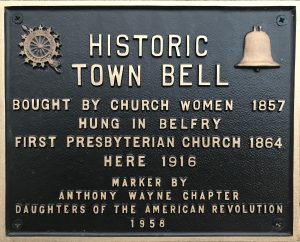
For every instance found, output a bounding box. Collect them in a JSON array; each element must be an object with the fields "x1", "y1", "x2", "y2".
[{"x1": 19, "y1": 25, "x2": 61, "y2": 73}]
